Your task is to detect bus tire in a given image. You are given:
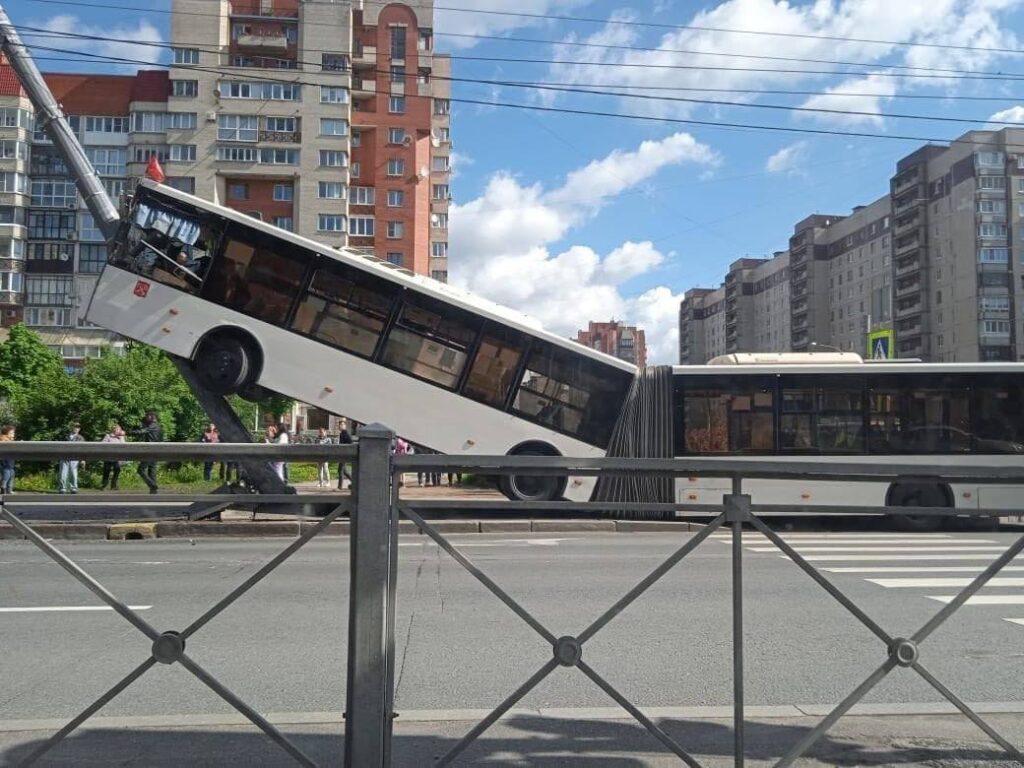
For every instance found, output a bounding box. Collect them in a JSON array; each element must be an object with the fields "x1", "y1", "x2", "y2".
[
  {"x1": 888, "y1": 482, "x2": 950, "y2": 533},
  {"x1": 193, "y1": 331, "x2": 260, "y2": 396},
  {"x1": 500, "y1": 442, "x2": 566, "y2": 503}
]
